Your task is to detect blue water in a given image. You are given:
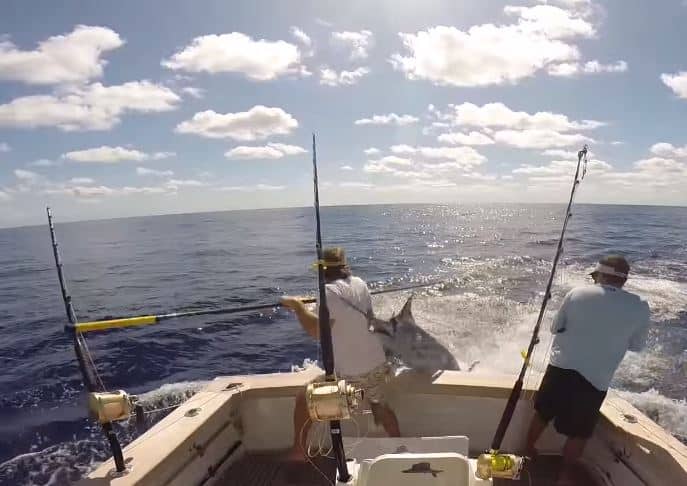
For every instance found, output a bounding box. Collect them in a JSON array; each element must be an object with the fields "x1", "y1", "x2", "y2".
[{"x1": 0, "y1": 204, "x2": 685, "y2": 485}]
